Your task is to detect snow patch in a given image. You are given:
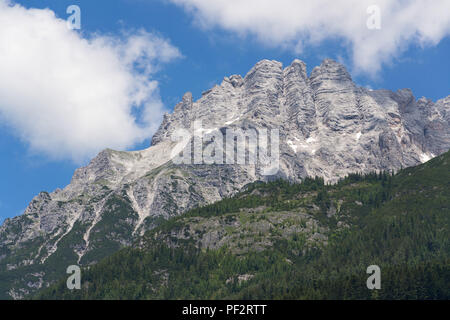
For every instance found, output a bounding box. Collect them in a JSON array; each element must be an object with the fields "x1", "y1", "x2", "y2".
[
  {"x1": 287, "y1": 137, "x2": 318, "y2": 155},
  {"x1": 419, "y1": 152, "x2": 435, "y2": 163},
  {"x1": 287, "y1": 140, "x2": 297, "y2": 153},
  {"x1": 225, "y1": 117, "x2": 241, "y2": 125},
  {"x1": 195, "y1": 127, "x2": 218, "y2": 135}
]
